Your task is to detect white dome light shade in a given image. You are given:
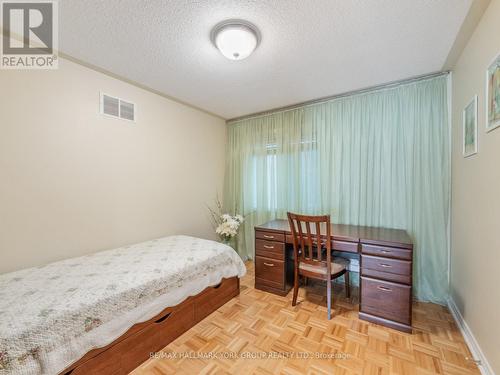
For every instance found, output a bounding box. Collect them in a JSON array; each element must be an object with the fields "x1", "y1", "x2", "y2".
[{"x1": 212, "y1": 21, "x2": 260, "y2": 60}]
